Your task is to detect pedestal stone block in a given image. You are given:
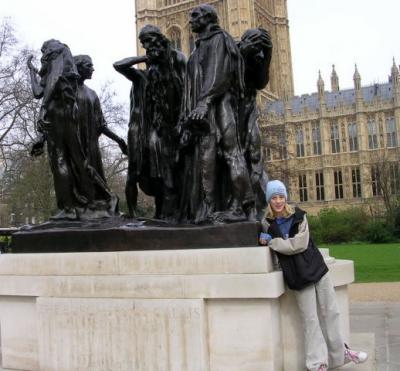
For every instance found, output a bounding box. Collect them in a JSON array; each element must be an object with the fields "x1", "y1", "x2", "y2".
[
  {"x1": 0, "y1": 297, "x2": 38, "y2": 370},
  {"x1": 207, "y1": 299, "x2": 282, "y2": 371},
  {"x1": 0, "y1": 246, "x2": 355, "y2": 371},
  {"x1": 37, "y1": 298, "x2": 208, "y2": 371}
]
